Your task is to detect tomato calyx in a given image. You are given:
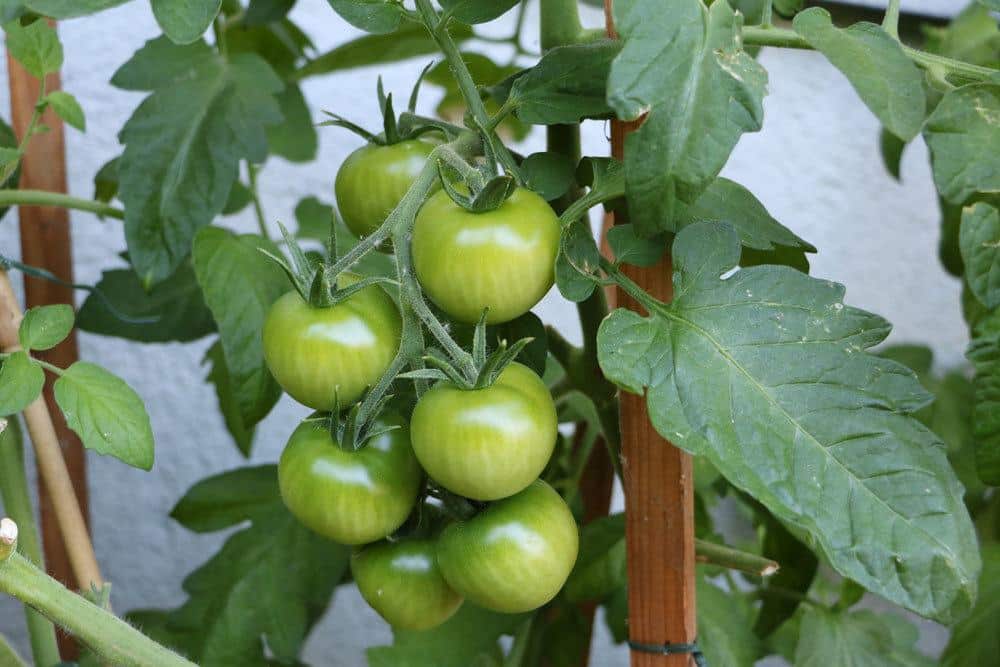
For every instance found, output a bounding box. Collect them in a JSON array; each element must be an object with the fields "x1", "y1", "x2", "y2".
[
  {"x1": 309, "y1": 389, "x2": 402, "y2": 453},
  {"x1": 437, "y1": 159, "x2": 517, "y2": 213}
]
